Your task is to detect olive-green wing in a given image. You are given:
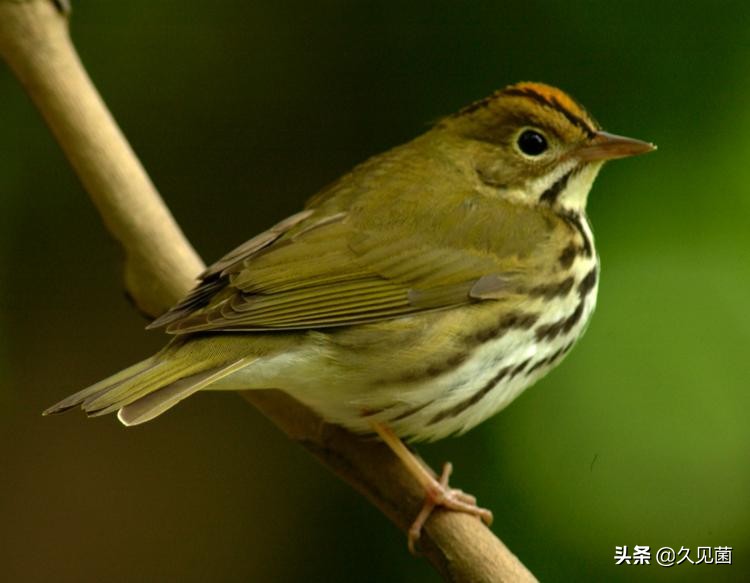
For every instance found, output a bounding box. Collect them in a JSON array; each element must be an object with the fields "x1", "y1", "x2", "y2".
[{"x1": 153, "y1": 212, "x2": 534, "y2": 334}]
